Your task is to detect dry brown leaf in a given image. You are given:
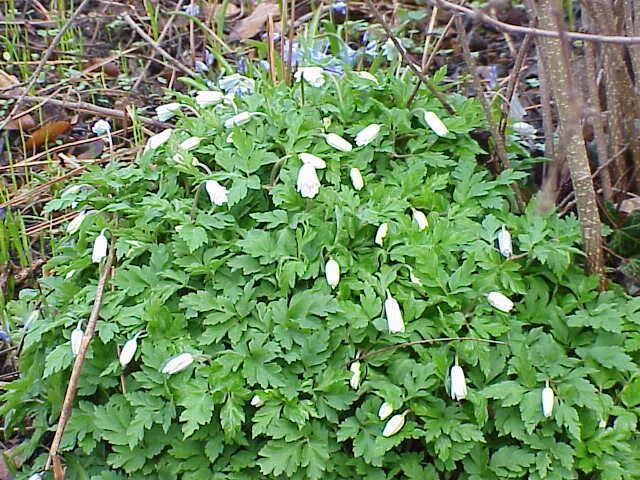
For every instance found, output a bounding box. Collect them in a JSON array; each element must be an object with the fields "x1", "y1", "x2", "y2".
[
  {"x1": 85, "y1": 58, "x2": 120, "y2": 78},
  {"x1": 228, "y1": 2, "x2": 280, "y2": 41},
  {"x1": 0, "y1": 68, "x2": 36, "y2": 131},
  {"x1": 25, "y1": 121, "x2": 71, "y2": 150},
  {"x1": 0, "y1": 69, "x2": 21, "y2": 91}
]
